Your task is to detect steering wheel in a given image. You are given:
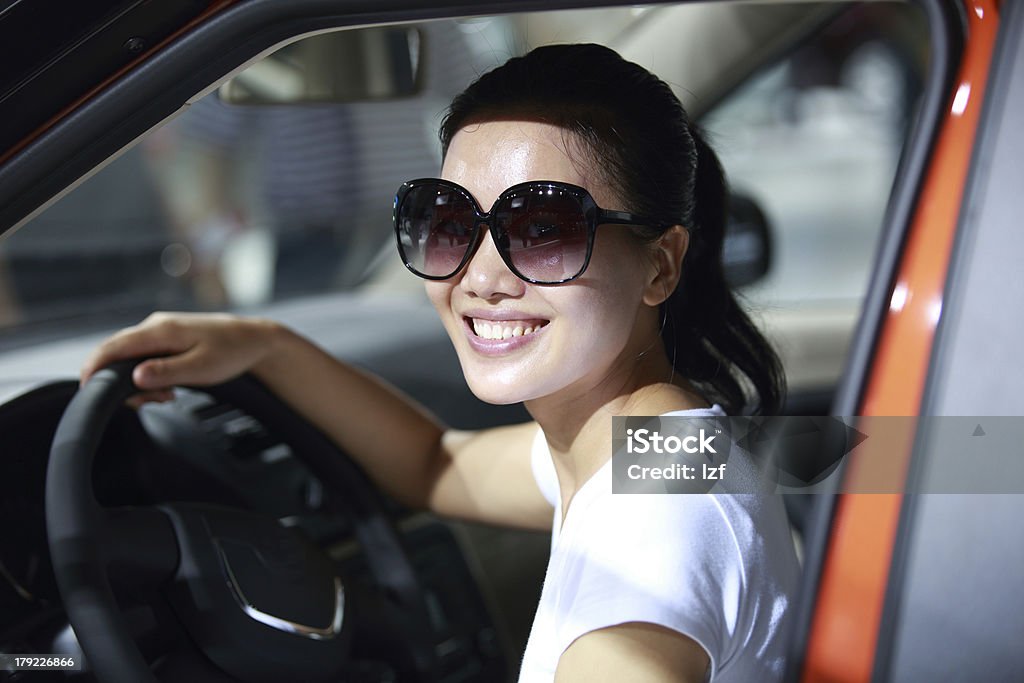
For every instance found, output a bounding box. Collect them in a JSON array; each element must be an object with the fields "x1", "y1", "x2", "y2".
[{"x1": 45, "y1": 360, "x2": 438, "y2": 682}]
